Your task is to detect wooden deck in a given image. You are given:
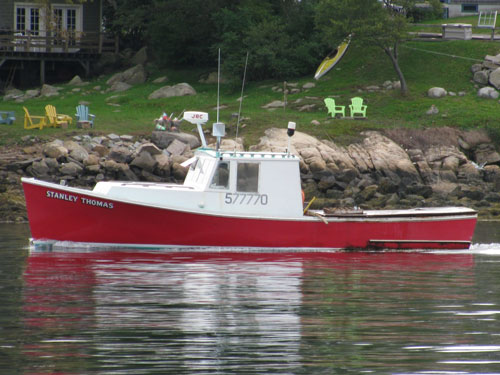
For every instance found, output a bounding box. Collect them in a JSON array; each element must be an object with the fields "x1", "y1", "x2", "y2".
[
  {"x1": 0, "y1": 29, "x2": 118, "y2": 85},
  {"x1": 0, "y1": 29, "x2": 117, "y2": 55}
]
